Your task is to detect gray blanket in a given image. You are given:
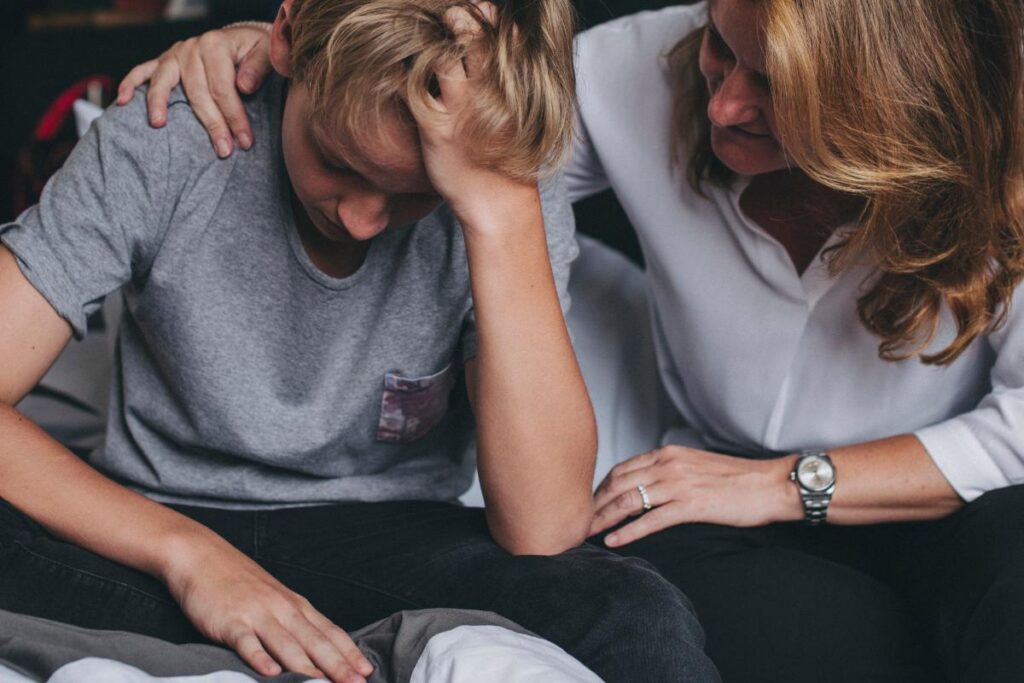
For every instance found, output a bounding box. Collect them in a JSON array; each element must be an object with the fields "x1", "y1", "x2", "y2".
[{"x1": 0, "y1": 608, "x2": 554, "y2": 683}]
